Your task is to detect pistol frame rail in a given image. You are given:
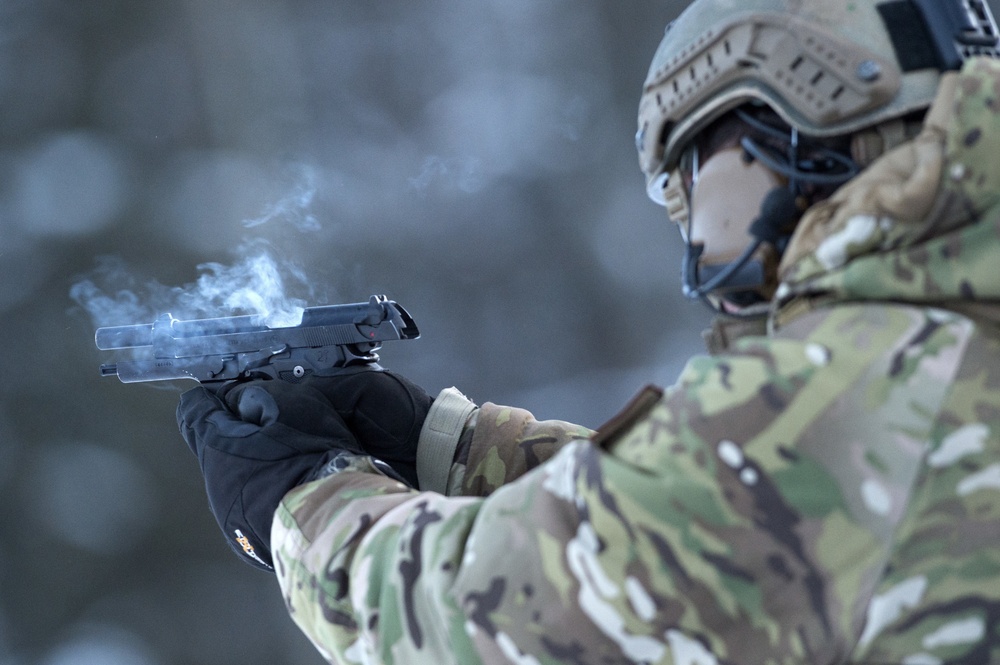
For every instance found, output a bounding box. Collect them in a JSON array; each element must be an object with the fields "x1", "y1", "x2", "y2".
[{"x1": 96, "y1": 295, "x2": 419, "y2": 386}]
